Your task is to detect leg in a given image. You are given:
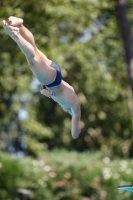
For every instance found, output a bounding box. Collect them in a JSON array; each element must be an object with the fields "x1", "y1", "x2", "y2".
[
  {"x1": 2, "y1": 20, "x2": 36, "y2": 59},
  {"x1": 8, "y1": 16, "x2": 50, "y2": 62},
  {"x1": 8, "y1": 16, "x2": 36, "y2": 48},
  {"x1": 2, "y1": 18, "x2": 55, "y2": 84}
]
